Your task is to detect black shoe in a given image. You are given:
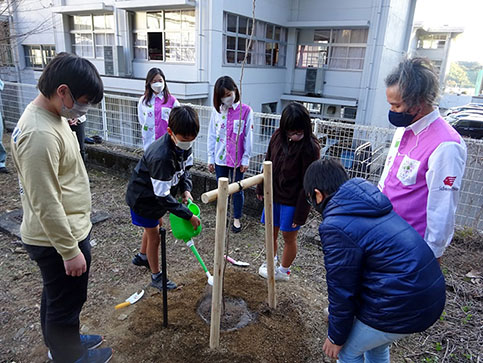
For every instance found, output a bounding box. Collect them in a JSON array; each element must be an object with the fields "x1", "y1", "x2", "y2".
[
  {"x1": 132, "y1": 253, "x2": 150, "y2": 268},
  {"x1": 231, "y1": 224, "x2": 242, "y2": 233},
  {"x1": 0, "y1": 167, "x2": 9, "y2": 174},
  {"x1": 151, "y1": 273, "x2": 177, "y2": 290}
]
